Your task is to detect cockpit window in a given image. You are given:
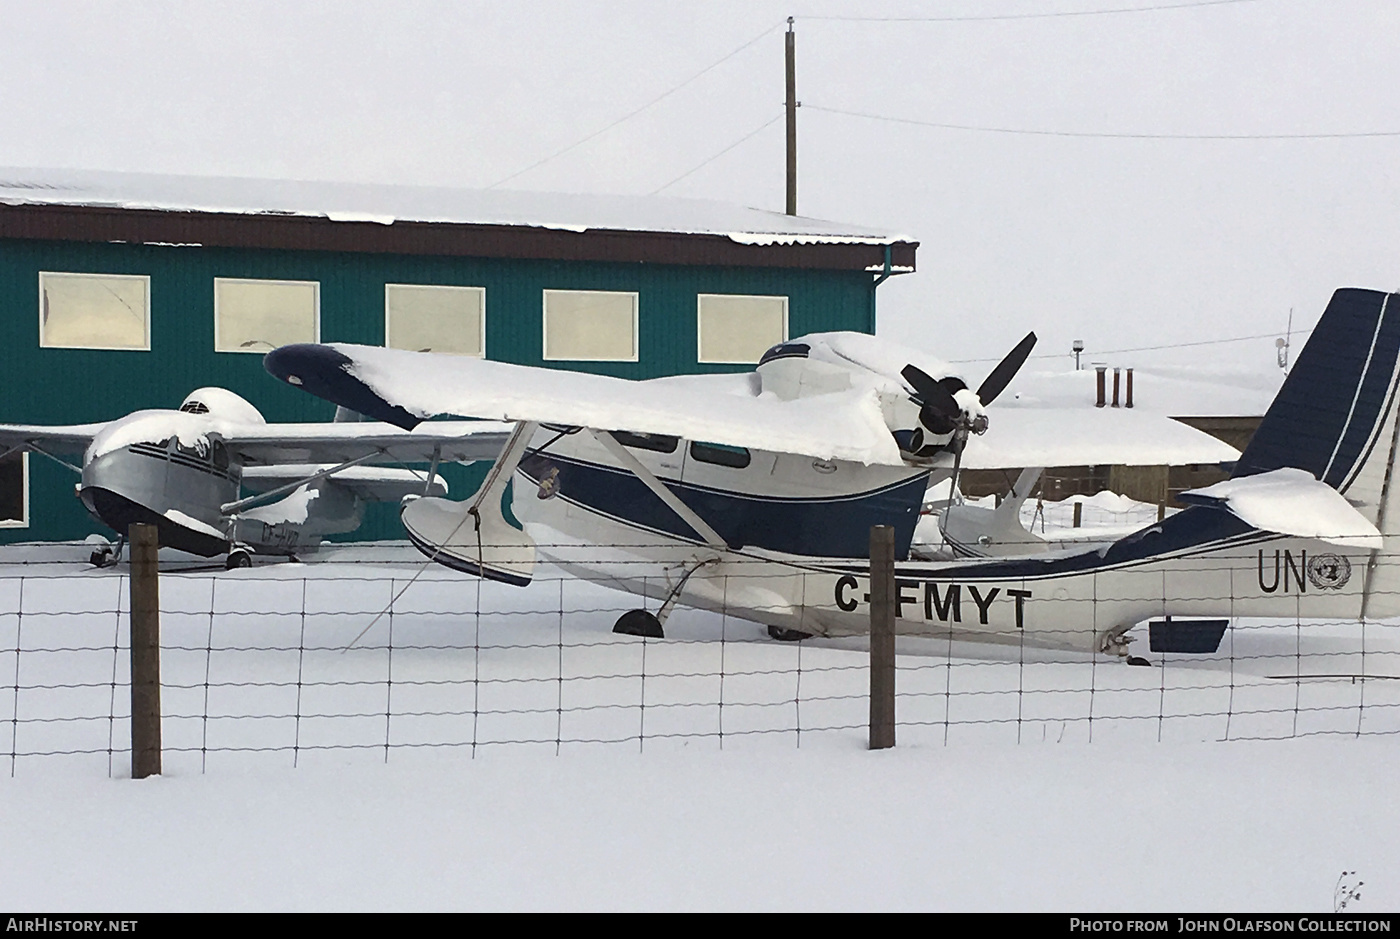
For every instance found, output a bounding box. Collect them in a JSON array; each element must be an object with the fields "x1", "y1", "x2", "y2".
[
  {"x1": 612, "y1": 431, "x2": 679, "y2": 454},
  {"x1": 689, "y1": 441, "x2": 751, "y2": 469}
]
